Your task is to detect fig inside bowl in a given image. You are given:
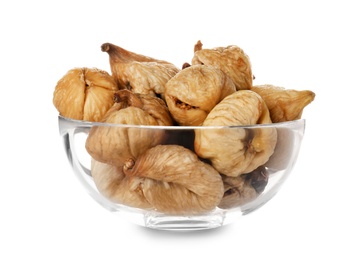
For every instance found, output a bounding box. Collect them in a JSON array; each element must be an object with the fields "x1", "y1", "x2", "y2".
[{"x1": 58, "y1": 115, "x2": 305, "y2": 231}]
